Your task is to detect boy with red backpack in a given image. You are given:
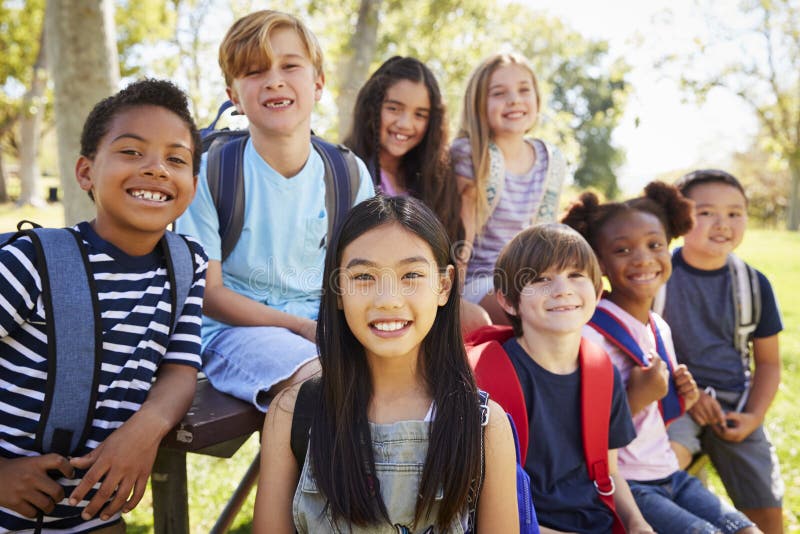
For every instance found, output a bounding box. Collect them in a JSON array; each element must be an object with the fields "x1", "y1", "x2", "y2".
[{"x1": 469, "y1": 223, "x2": 653, "y2": 534}]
